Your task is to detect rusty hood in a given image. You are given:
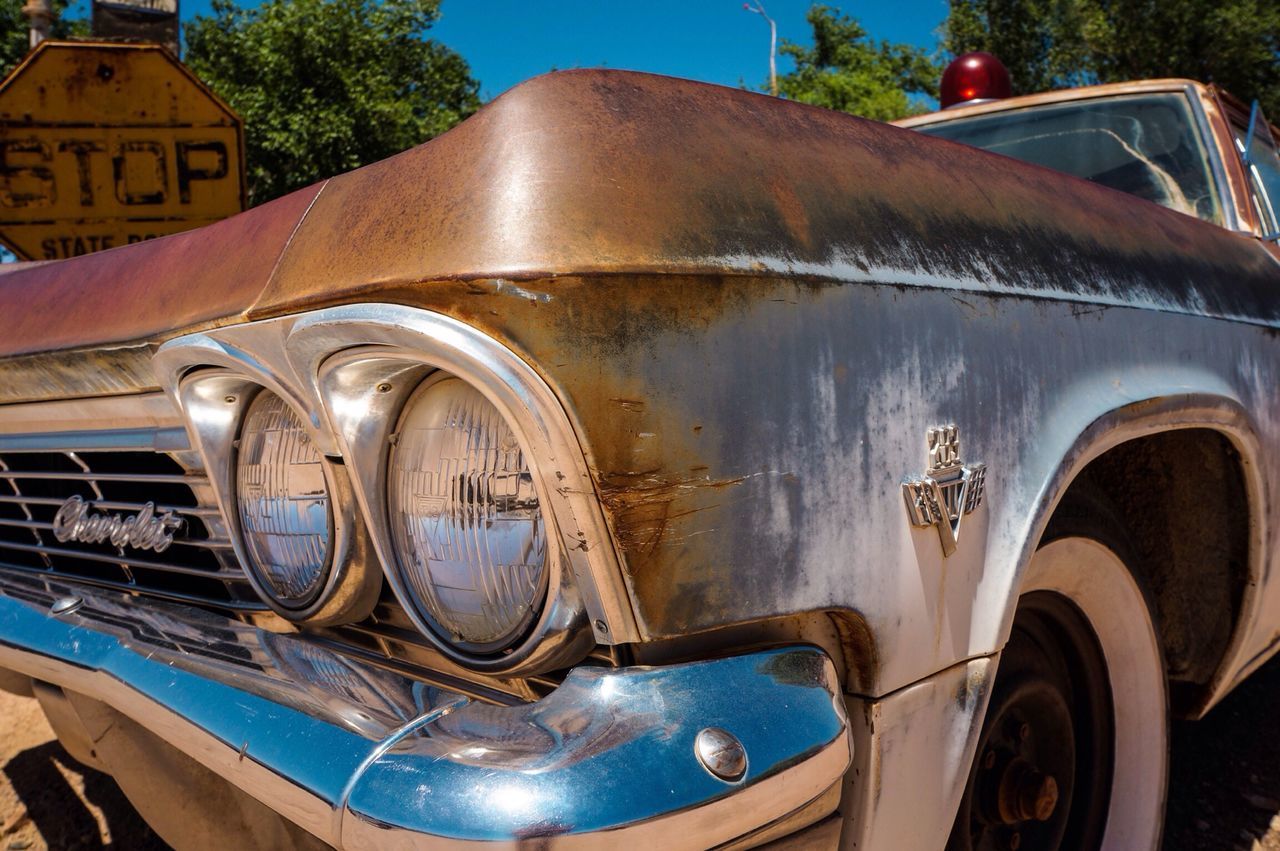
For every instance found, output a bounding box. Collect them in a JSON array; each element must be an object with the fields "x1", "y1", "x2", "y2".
[{"x1": 0, "y1": 68, "x2": 1276, "y2": 361}]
